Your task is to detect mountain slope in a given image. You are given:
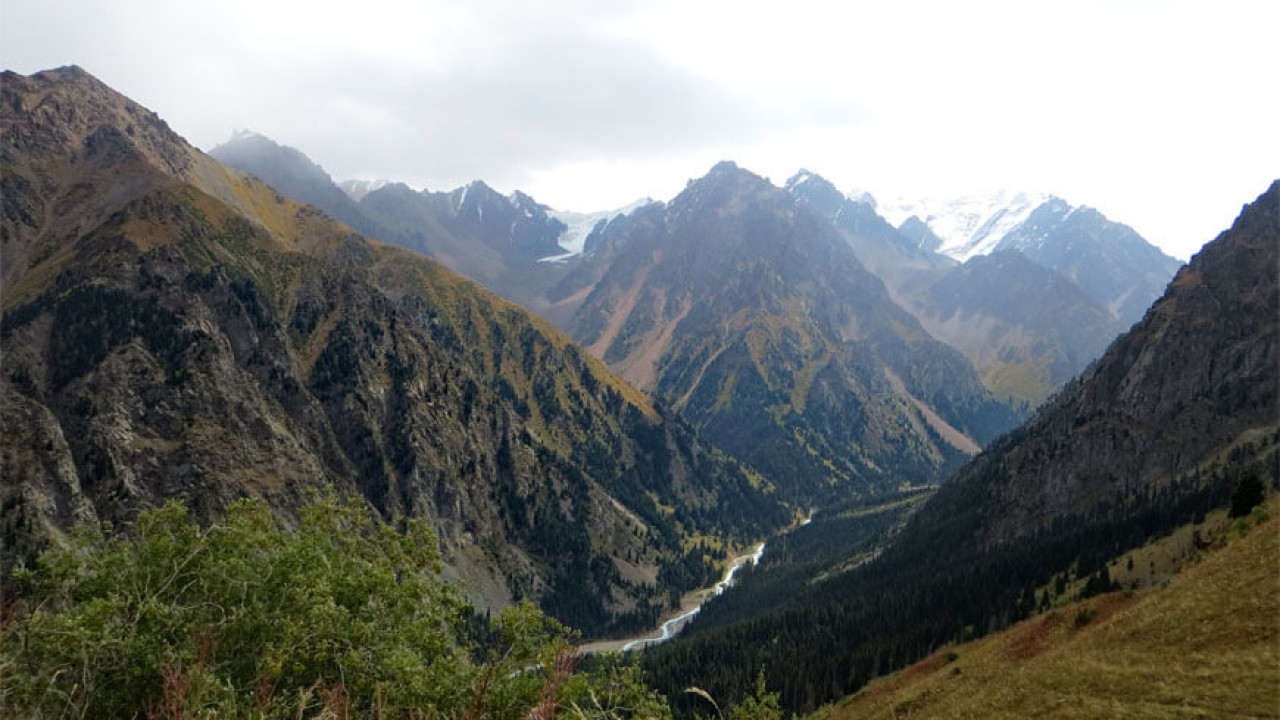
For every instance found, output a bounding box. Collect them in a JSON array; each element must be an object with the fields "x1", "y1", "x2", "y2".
[
  {"x1": 910, "y1": 251, "x2": 1123, "y2": 405},
  {"x1": 210, "y1": 132, "x2": 650, "y2": 316},
  {"x1": 554, "y1": 162, "x2": 1019, "y2": 503},
  {"x1": 207, "y1": 130, "x2": 382, "y2": 239},
  {"x1": 914, "y1": 179, "x2": 1278, "y2": 551},
  {"x1": 788, "y1": 172, "x2": 1123, "y2": 405},
  {"x1": 0, "y1": 66, "x2": 790, "y2": 637},
  {"x1": 829, "y1": 504, "x2": 1279, "y2": 720},
  {"x1": 640, "y1": 181, "x2": 1277, "y2": 714}
]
